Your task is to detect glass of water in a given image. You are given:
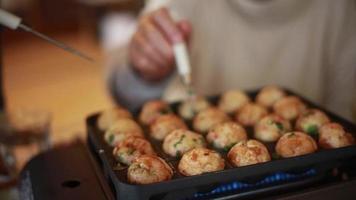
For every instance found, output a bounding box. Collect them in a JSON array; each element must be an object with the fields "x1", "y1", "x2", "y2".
[{"x1": 0, "y1": 108, "x2": 51, "y2": 188}]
